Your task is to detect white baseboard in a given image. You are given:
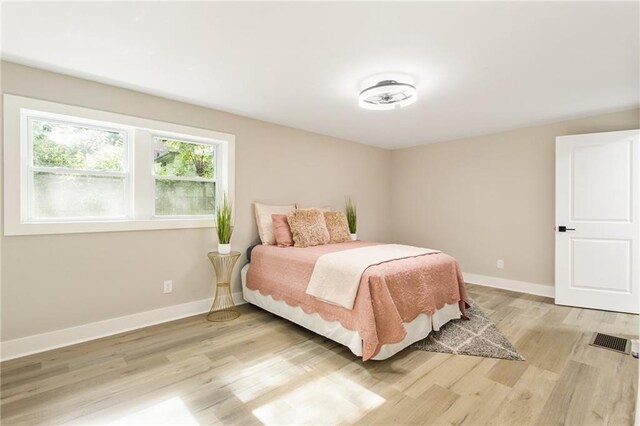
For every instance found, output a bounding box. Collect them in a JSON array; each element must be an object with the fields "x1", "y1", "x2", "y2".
[
  {"x1": 463, "y1": 272, "x2": 554, "y2": 298},
  {"x1": 0, "y1": 292, "x2": 246, "y2": 362}
]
